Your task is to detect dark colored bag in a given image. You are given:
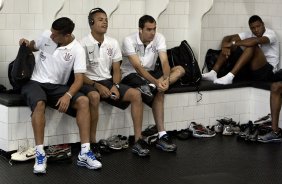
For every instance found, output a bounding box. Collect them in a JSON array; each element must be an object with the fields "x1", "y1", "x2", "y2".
[
  {"x1": 166, "y1": 40, "x2": 202, "y2": 86},
  {"x1": 8, "y1": 43, "x2": 35, "y2": 91}
]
